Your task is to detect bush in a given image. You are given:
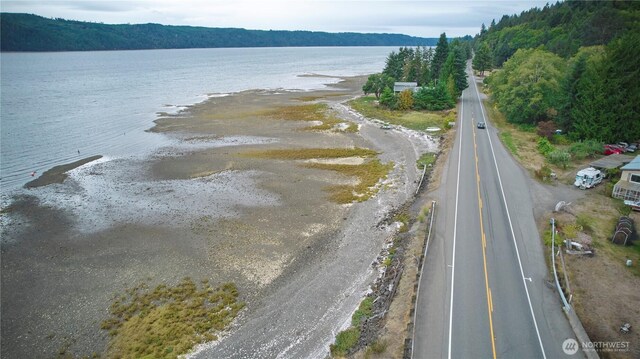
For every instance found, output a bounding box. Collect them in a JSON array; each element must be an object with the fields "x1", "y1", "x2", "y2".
[
  {"x1": 412, "y1": 84, "x2": 454, "y2": 111},
  {"x1": 615, "y1": 199, "x2": 632, "y2": 216},
  {"x1": 543, "y1": 228, "x2": 564, "y2": 247},
  {"x1": 605, "y1": 167, "x2": 621, "y2": 180},
  {"x1": 517, "y1": 123, "x2": 537, "y2": 132},
  {"x1": 569, "y1": 140, "x2": 604, "y2": 159},
  {"x1": 397, "y1": 89, "x2": 414, "y2": 111},
  {"x1": 562, "y1": 223, "x2": 582, "y2": 239},
  {"x1": 369, "y1": 340, "x2": 387, "y2": 354},
  {"x1": 351, "y1": 297, "x2": 374, "y2": 327},
  {"x1": 379, "y1": 87, "x2": 397, "y2": 109},
  {"x1": 552, "y1": 134, "x2": 571, "y2": 145},
  {"x1": 537, "y1": 120, "x2": 556, "y2": 140},
  {"x1": 416, "y1": 153, "x2": 436, "y2": 170},
  {"x1": 330, "y1": 327, "x2": 360, "y2": 357},
  {"x1": 535, "y1": 165, "x2": 553, "y2": 182},
  {"x1": 576, "y1": 214, "x2": 594, "y2": 234},
  {"x1": 548, "y1": 150, "x2": 570, "y2": 168},
  {"x1": 537, "y1": 137, "x2": 555, "y2": 157}
]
